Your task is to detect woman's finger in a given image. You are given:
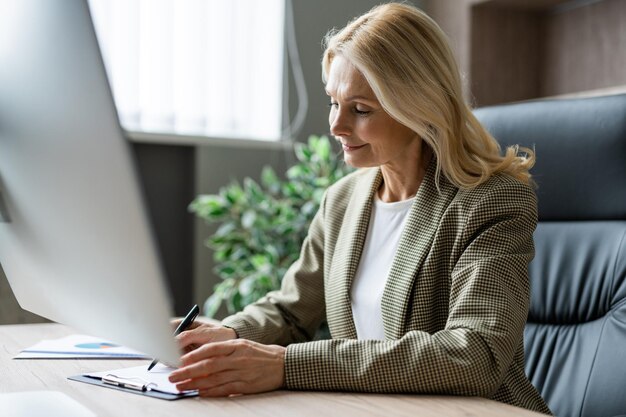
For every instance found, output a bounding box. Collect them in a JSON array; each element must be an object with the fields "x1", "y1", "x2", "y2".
[
  {"x1": 176, "y1": 325, "x2": 238, "y2": 351},
  {"x1": 175, "y1": 328, "x2": 208, "y2": 348},
  {"x1": 171, "y1": 317, "x2": 215, "y2": 331},
  {"x1": 169, "y1": 356, "x2": 237, "y2": 383},
  {"x1": 181, "y1": 339, "x2": 244, "y2": 365},
  {"x1": 174, "y1": 369, "x2": 246, "y2": 392}
]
